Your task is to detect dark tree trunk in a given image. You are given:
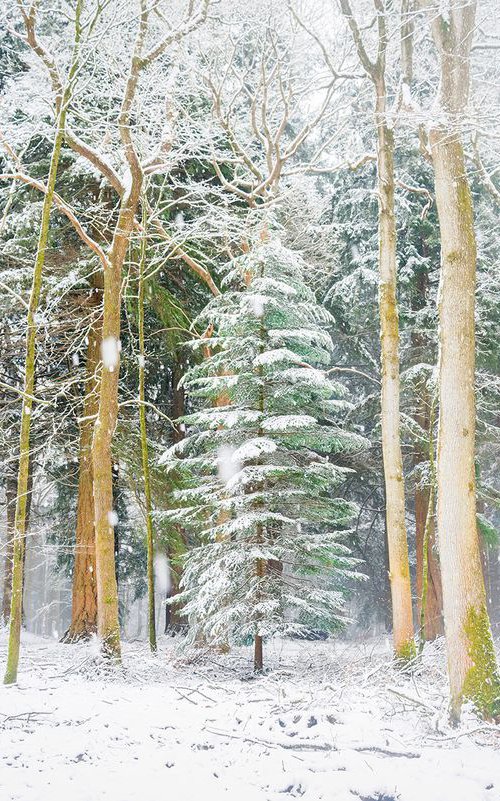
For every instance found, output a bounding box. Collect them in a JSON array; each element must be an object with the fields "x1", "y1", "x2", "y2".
[{"x1": 62, "y1": 280, "x2": 102, "y2": 642}]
